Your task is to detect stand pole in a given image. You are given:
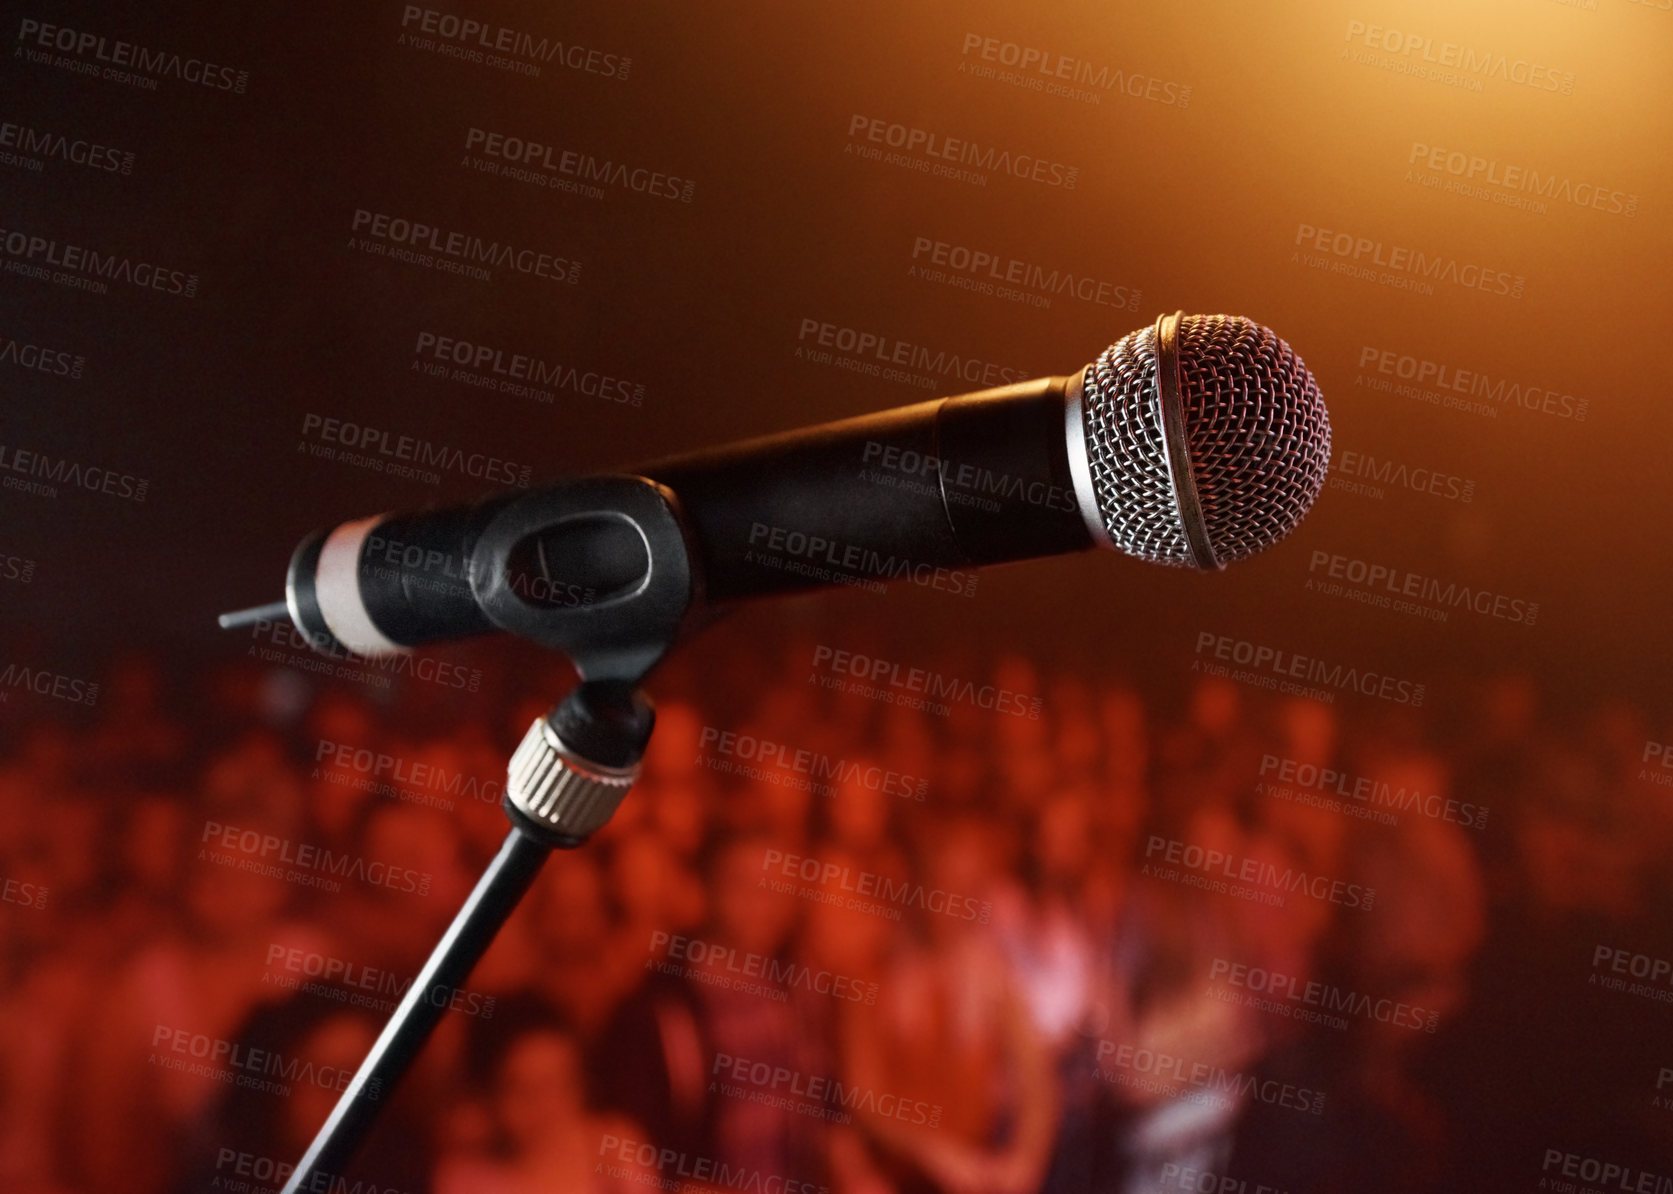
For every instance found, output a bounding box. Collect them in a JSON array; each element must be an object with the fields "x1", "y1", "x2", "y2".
[
  {"x1": 278, "y1": 828, "x2": 549, "y2": 1194},
  {"x1": 277, "y1": 680, "x2": 655, "y2": 1194}
]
